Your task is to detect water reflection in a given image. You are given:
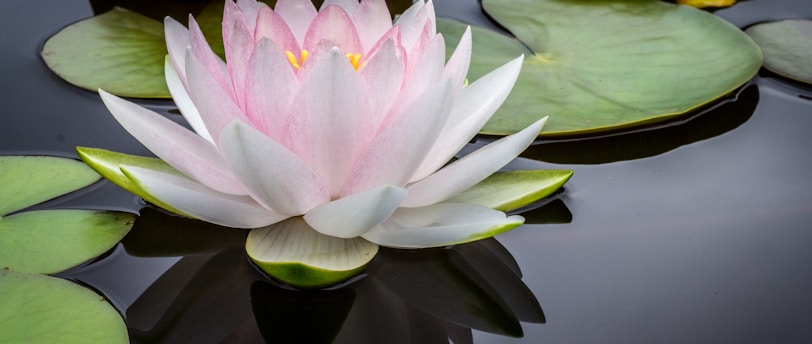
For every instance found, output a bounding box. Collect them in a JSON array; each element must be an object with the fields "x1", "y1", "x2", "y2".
[
  {"x1": 120, "y1": 210, "x2": 544, "y2": 343},
  {"x1": 520, "y1": 84, "x2": 759, "y2": 164}
]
